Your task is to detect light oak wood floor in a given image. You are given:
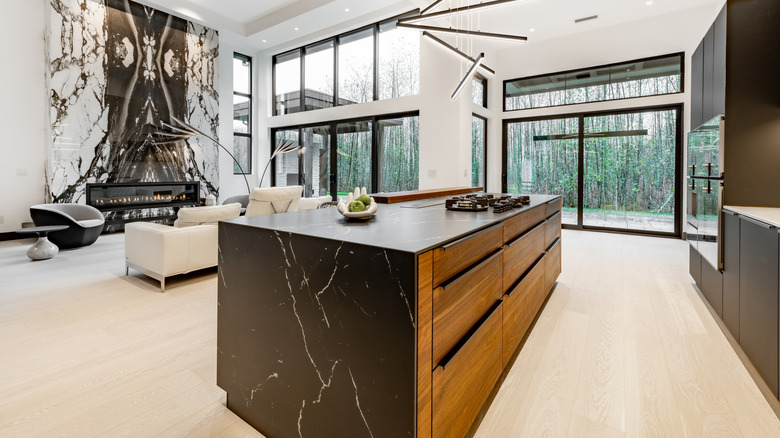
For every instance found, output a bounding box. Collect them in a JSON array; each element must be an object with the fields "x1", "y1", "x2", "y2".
[{"x1": 0, "y1": 230, "x2": 778, "y2": 437}]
